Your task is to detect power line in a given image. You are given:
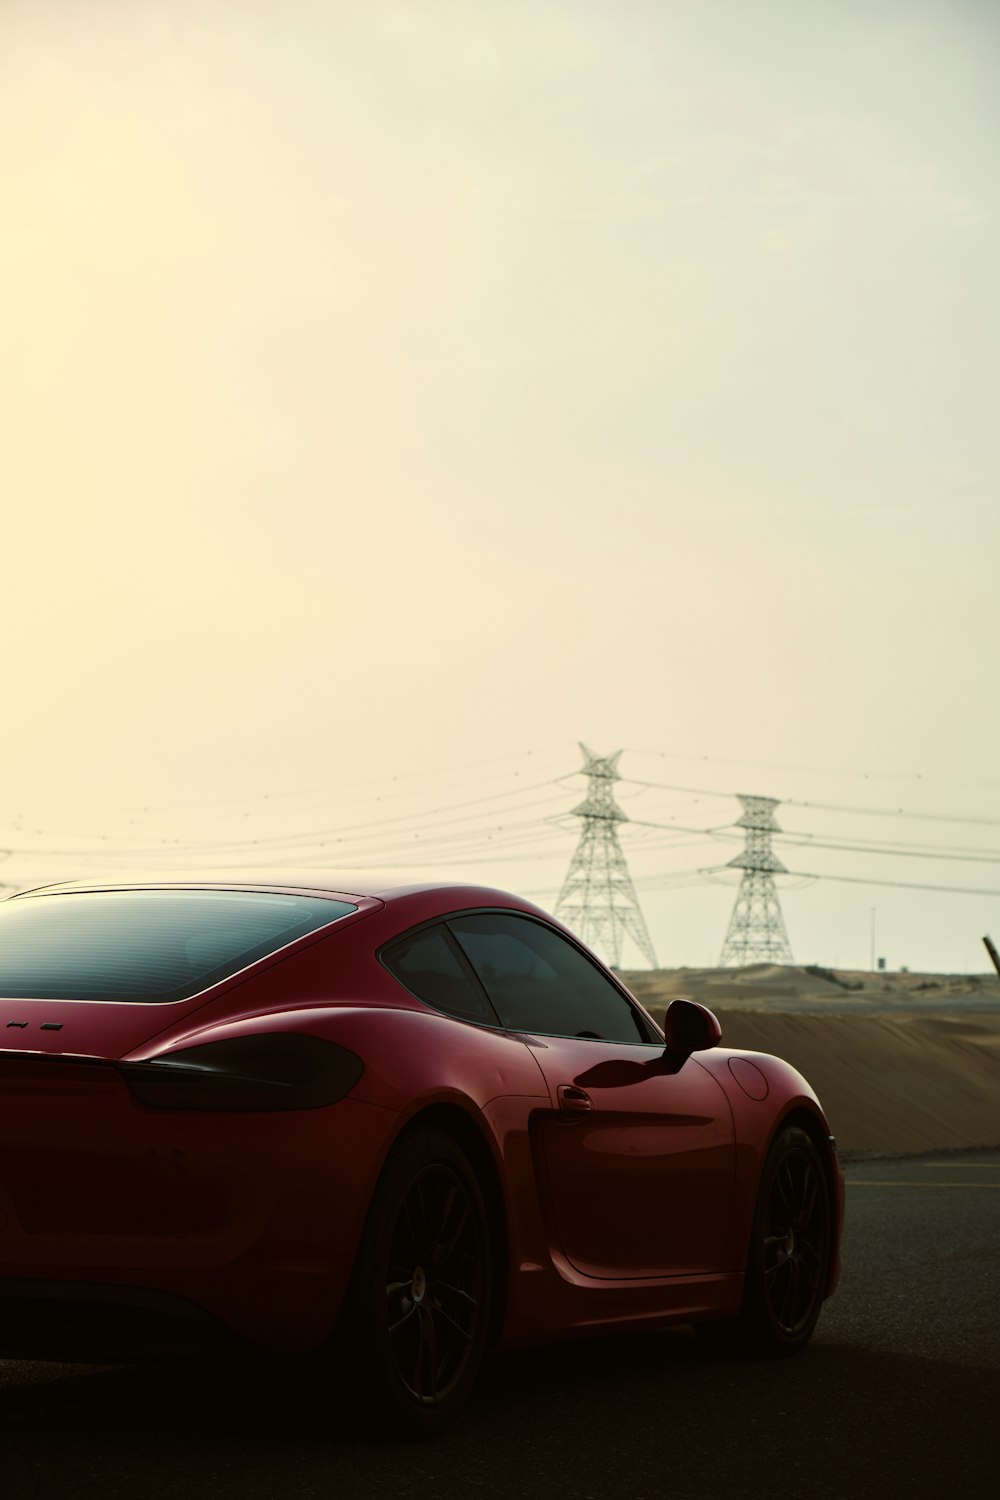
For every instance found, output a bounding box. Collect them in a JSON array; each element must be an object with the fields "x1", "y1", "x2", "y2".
[
  {"x1": 617, "y1": 774, "x2": 1000, "y2": 829},
  {"x1": 772, "y1": 836, "x2": 1000, "y2": 865},
  {"x1": 703, "y1": 865, "x2": 1000, "y2": 899},
  {"x1": 791, "y1": 869, "x2": 1000, "y2": 898},
  {"x1": 2, "y1": 780, "x2": 571, "y2": 860},
  {"x1": 4, "y1": 745, "x2": 576, "y2": 826},
  {"x1": 0, "y1": 809, "x2": 579, "y2": 876},
  {"x1": 624, "y1": 747, "x2": 1000, "y2": 791},
  {"x1": 782, "y1": 797, "x2": 1000, "y2": 829}
]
